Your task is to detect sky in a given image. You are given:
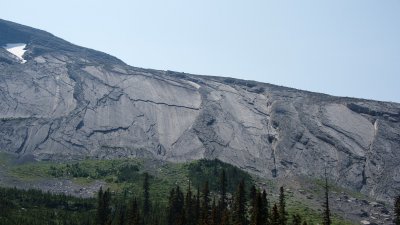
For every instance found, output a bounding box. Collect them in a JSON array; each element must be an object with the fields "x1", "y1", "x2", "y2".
[{"x1": 2, "y1": 0, "x2": 400, "y2": 103}]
